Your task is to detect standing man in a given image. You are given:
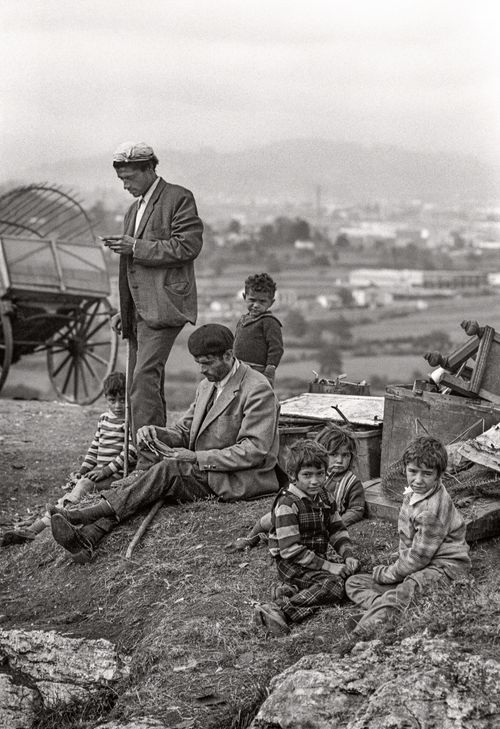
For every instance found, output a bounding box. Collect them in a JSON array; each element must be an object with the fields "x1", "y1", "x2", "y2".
[{"x1": 103, "y1": 141, "x2": 203, "y2": 453}]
